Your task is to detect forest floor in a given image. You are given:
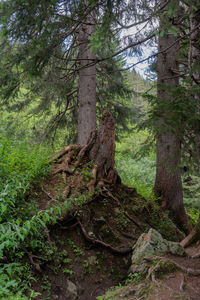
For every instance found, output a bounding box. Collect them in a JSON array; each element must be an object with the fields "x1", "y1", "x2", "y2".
[{"x1": 22, "y1": 144, "x2": 200, "y2": 300}]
